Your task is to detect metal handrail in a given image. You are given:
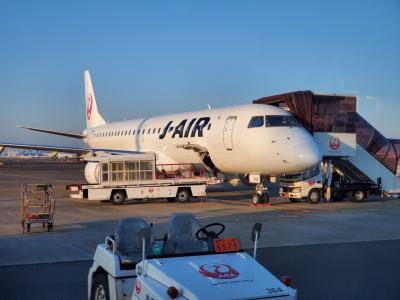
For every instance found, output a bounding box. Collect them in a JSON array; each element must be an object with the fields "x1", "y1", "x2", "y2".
[{"x1": 105, "y1": 236, "x2": 115, "y2": 254}]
